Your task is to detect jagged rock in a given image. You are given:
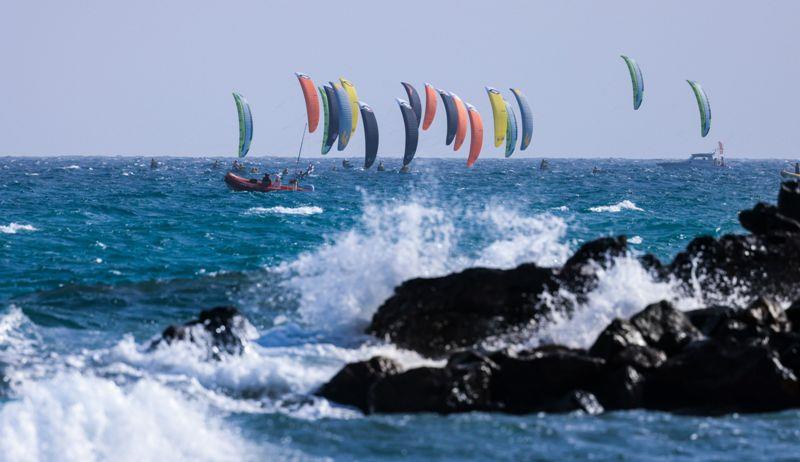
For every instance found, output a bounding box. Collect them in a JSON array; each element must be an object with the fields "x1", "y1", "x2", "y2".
[
  {"x1": 686, "y1": 305, "x2": 738, "y2": 336},
  {"x1": 786, "y1": 299, "x2": 800, "y2": 330},
  {"x1": 489, "y1": 347, "x2": 605, "y2": 414},
  {"x1": 543, "y1": 390, "x2": 604, "y2": 415},
  {"x1": 609, "y1": 345, "x2": 667, "y2": 371},
  {"x1": 150, "y1": 306, "x2": 252, "y2": 358},
  {"x1": 589, "y1": 319, "x2": 648, "y2": 359},
  {"x1": 558, "y1": 236, "x2": 628, "y2": 295},
  {"x1": 779, "y1": 181, "x2": 800, "y2": 221},
  {"x1": 367, "y1": 263, "x2": 559, "y2": 358},
  {"x1": 590, "y1": 366, "x2": 645, "y2": 410},
  {"x1": 629, "y1": 301, "x2": 703, "y2": 355},
  {"x1": 739, "y1": 203, "x2": 800, "y2": 235},
  {"x1": 644, "y1": 340, "x2": 800, "y2": 413},
  {"x1": 316, "y1": 356, "x2": 401, "y2": 413},
  {"x1": 369, "y1": 358, "x2": 494, "y2": 414},
  {"x1": 368, "y1": 237, "x2": 629, "y2": 358}
]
